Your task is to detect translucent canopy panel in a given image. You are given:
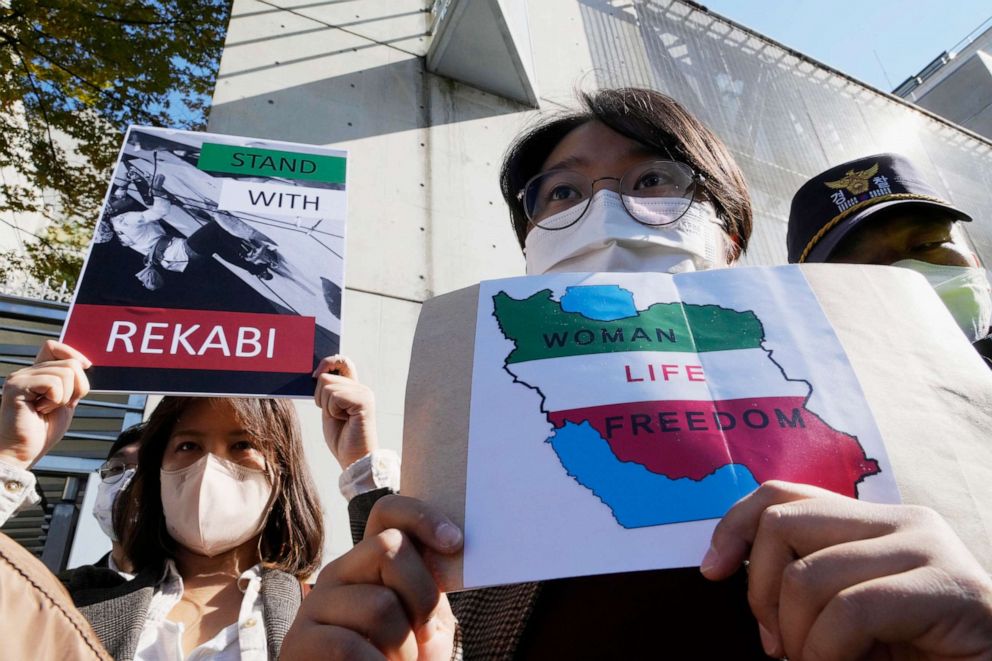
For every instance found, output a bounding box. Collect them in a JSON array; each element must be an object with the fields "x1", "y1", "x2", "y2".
[{"x1": 574, "y1": 0, "x2": 992, "y2": 266}]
